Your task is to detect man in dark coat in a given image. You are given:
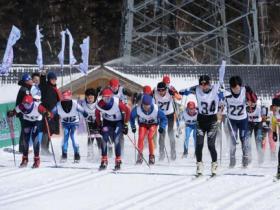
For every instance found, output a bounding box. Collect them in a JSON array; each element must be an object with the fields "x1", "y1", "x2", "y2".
[
  {"x1": 40, "y1": 71, "x2": 61, "y2": 155},
  {"x1": 16, "y1": 73, "x2": 33, "y2": 153}
]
